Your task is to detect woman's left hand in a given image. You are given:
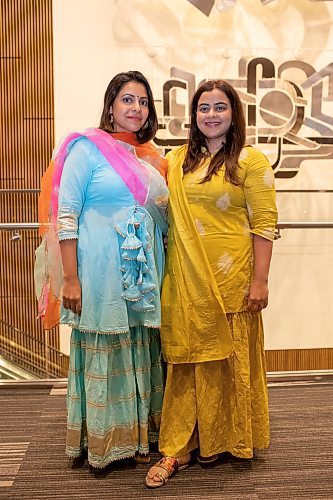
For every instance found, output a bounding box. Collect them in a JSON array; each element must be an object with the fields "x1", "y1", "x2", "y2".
[{"x1": 247, "y1": 278, "x2": 269, "y2": 312}]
